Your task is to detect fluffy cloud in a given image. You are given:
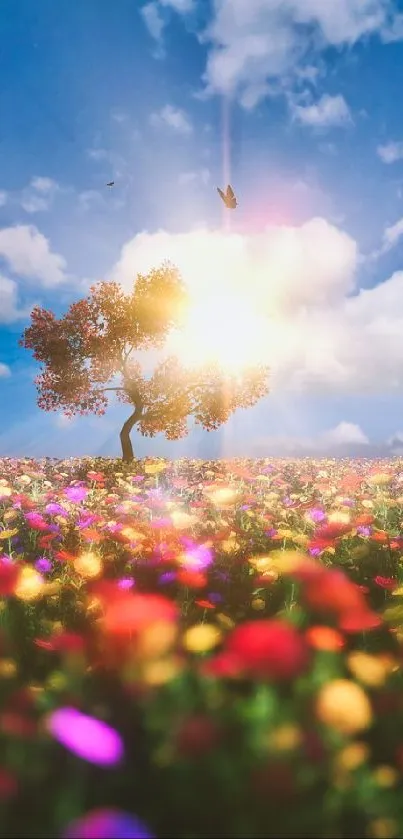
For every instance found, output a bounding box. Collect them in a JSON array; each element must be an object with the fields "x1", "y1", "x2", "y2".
[
  {"x1": 0, "y1": 225, "x2": 67, "y2": 287},
  {"x1": 141, "y1": 2, "x2": 165, "y2": 41},
  {"x1": 0, "y1": 191, "x2": 7, "y2": 207},
  {"x1": 377, "y1": 140, "x2": 403, "y2": 163},
  {"x1": 20, "y1": 176, "x2": 59, "y2": 214},
  {"x1": 197, "y1": 0, "x2": 401, "y2": 106},
  {"x1": 382, "y1": 217, "x2": 403, "y2": 250},
  {"x1": 0, "y1": 361, "x2": 11, "y2": 377},
  {"x1": 291, "y1": 94, "x2": 352, "y2": 128},
  {"x1": 111, "y1": 217, "x2": 403, "y2": 395},
  {"x1": 150, "y1": 104, "x2": 193, "y2": 135},
  {"x1": 250, "y1": 422, "x2": 369, "y2": 456},
  {"x1": 0, "y1": 275, "x2": 29, "y2": 323}
]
